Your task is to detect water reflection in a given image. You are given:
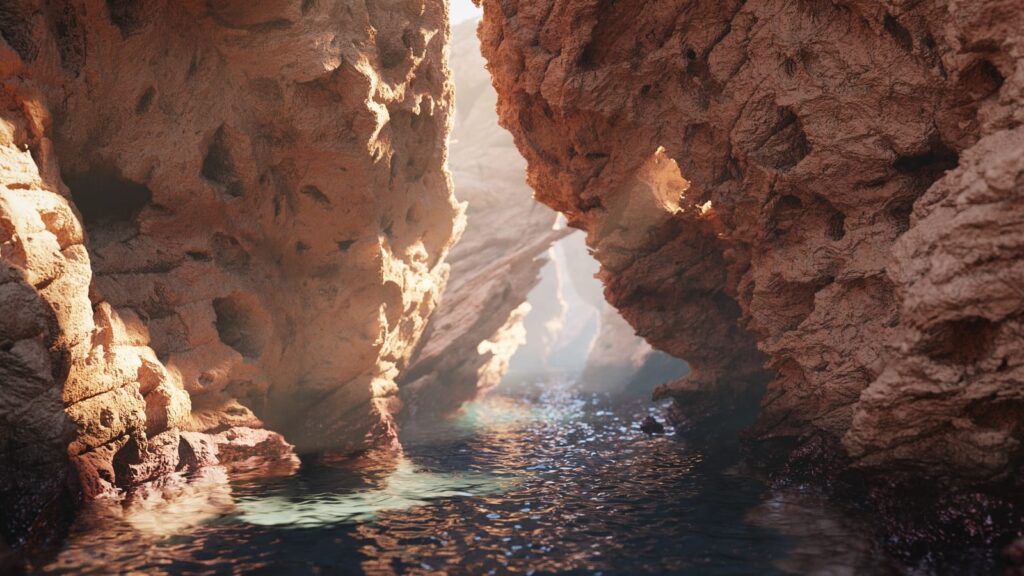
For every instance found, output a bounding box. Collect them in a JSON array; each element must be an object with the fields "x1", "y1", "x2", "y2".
[
  {"x1": 42, "y1": 381, "x2": 896, "y2": 575},
  {"x1": 235, "y1": 457, "x2": 512, "y2": 528},
  {"x1": 748, "y1": 490, "x2": 895, "y2": 575}
]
